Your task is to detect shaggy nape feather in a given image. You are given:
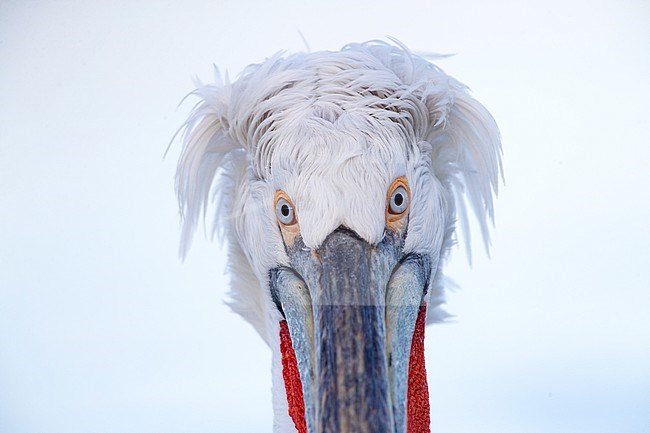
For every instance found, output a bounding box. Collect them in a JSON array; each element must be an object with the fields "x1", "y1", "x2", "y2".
[{"x1": 174, "y1": 39, "x2": 502, "y2": 339}]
